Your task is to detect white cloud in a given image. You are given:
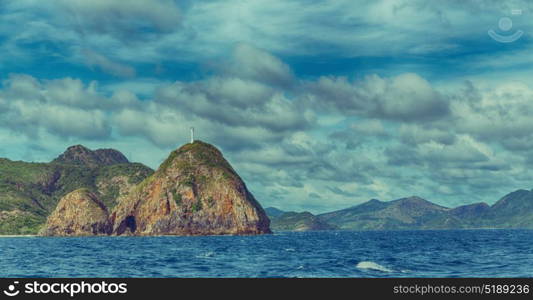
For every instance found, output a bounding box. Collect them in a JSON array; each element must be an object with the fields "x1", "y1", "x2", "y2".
[
  {"x1": 307, "y1": 72, "x2": 450, "y2": 121},
  {"x1": 83, "y1": 50, "x2": 136, "y2": 78},
  {"x1": 153, "y1": 75, "x2": 313, "y2": 133},
  {"x1": 399, "y1": 124, "x2": 455, "y2": 145},
  {"x1": 226, "y1": 44, "x2": 294, "y2": 86},
  {"x1": 351, "y1": 119, "x2": 387, "y2": 136},
  {"x1": 452, "y1": 81, "x2": 533, "y2": 144},
  {"x1": 2, "y1": 30, "x2": 533, "y2": 212},
  {"x1": 58, "y1": 0, "x2": 181, "y2": 37},
  {"x1": 0, "y1": 75, "x2": 111, "y2": 139},
  {"x1": 416, "y1": 135, "x2": 491, "y2": 163}
]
